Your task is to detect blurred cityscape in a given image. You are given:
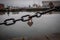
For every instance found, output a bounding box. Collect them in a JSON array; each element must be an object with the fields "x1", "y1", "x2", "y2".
[{"x1": 0, "y1": 1, "x2": 60, "y2": 15}]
